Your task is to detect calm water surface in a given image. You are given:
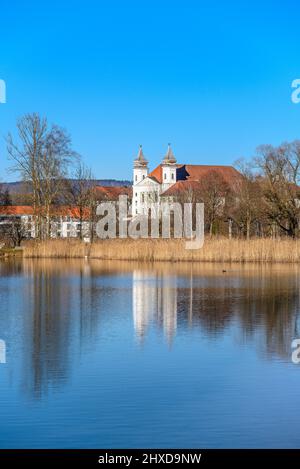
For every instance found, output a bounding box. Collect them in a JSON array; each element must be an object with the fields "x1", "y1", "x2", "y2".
[{"x1": 0, "y1": 259, "x2": 300, "y2": 448}]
